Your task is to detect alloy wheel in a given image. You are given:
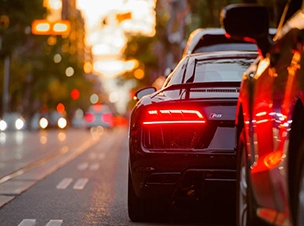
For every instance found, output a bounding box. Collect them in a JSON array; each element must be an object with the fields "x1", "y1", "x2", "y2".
[{"x1": 237, "y1": 143, "x2": 248, "y2": 226}]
